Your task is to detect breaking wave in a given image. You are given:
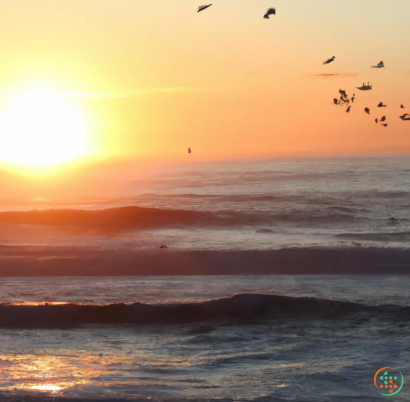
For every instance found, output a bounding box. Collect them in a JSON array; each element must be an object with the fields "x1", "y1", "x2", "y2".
[
  {"x1": 0, "y1": 205, "x2": 361, "y2": 231},
  {"x1": 0, "y1": 293, "x2": 407, "y2": 329}
]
